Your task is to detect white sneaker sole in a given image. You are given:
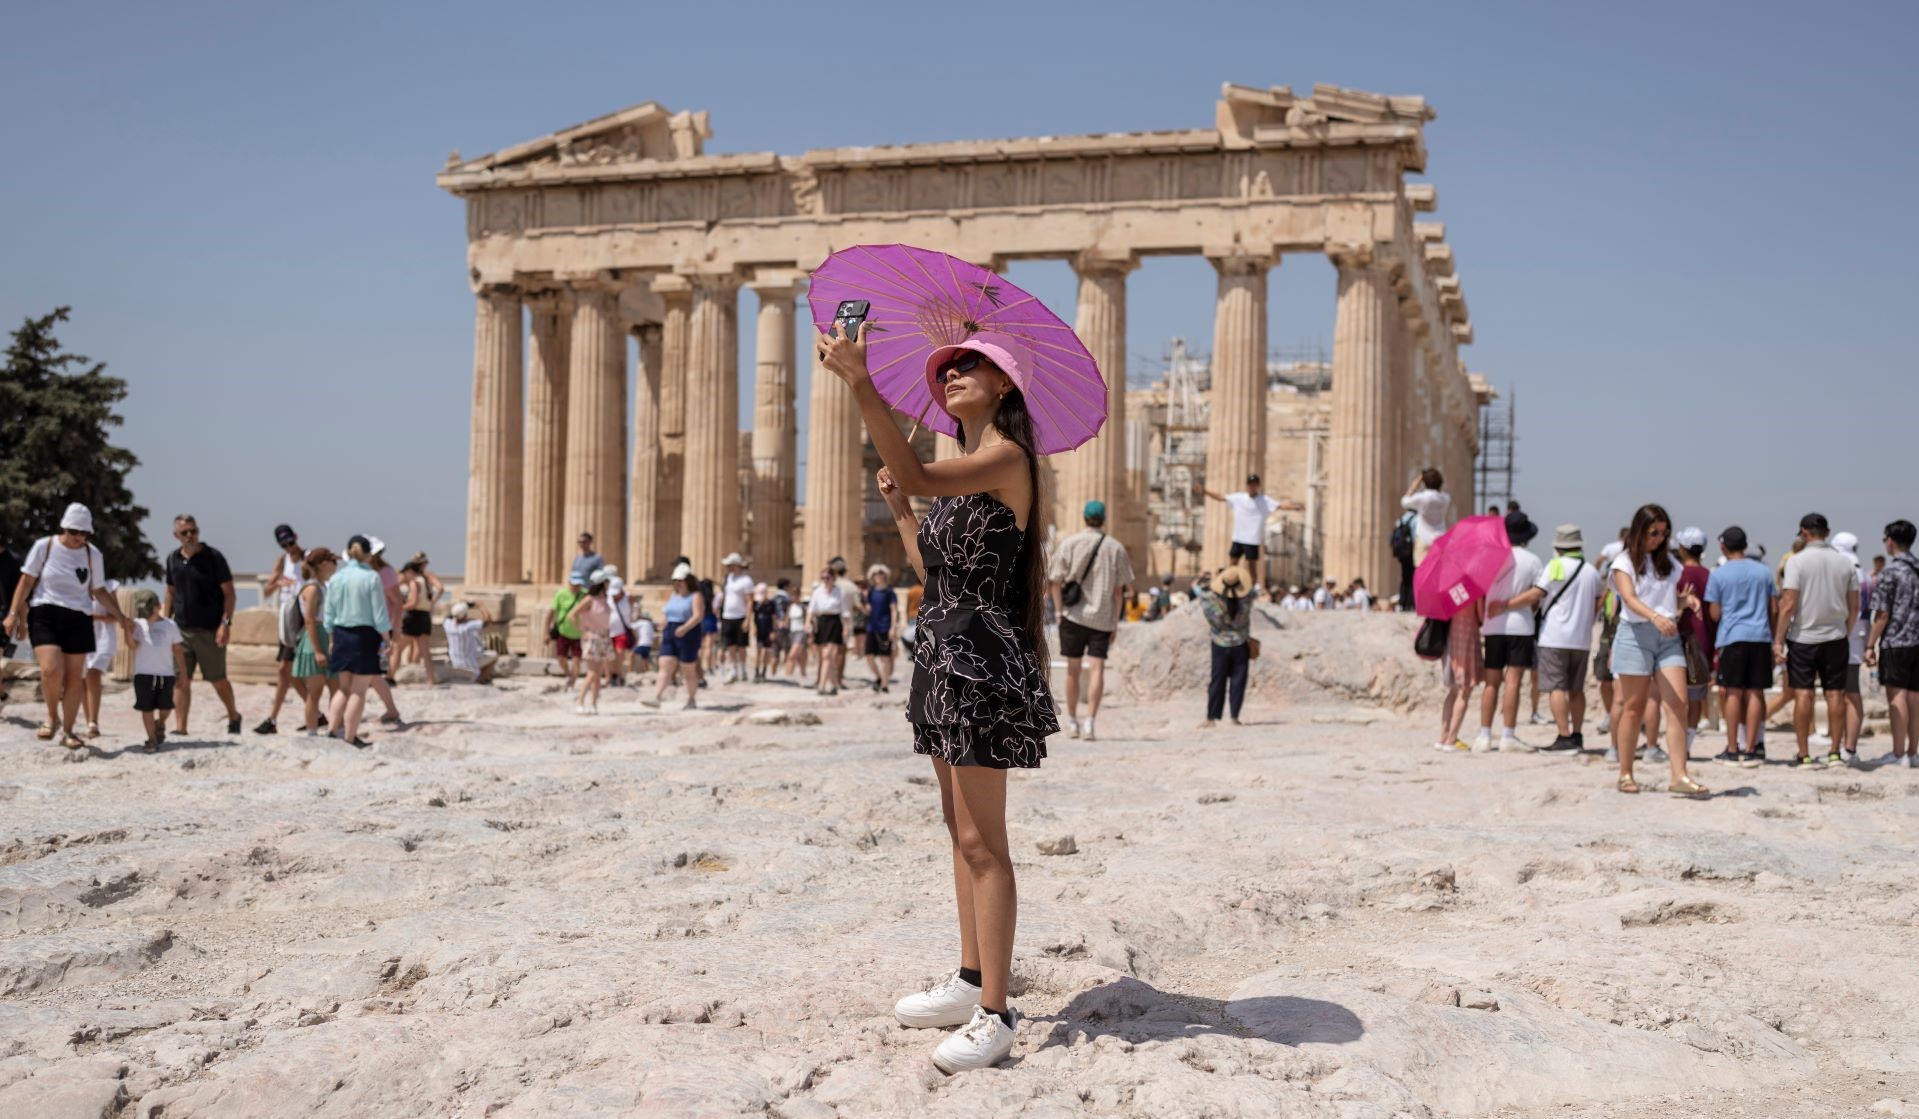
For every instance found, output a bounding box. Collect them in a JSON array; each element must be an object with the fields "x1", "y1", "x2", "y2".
[{"x1": 896, "y1": 1004, "x2": 978, "y2": 1029}]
